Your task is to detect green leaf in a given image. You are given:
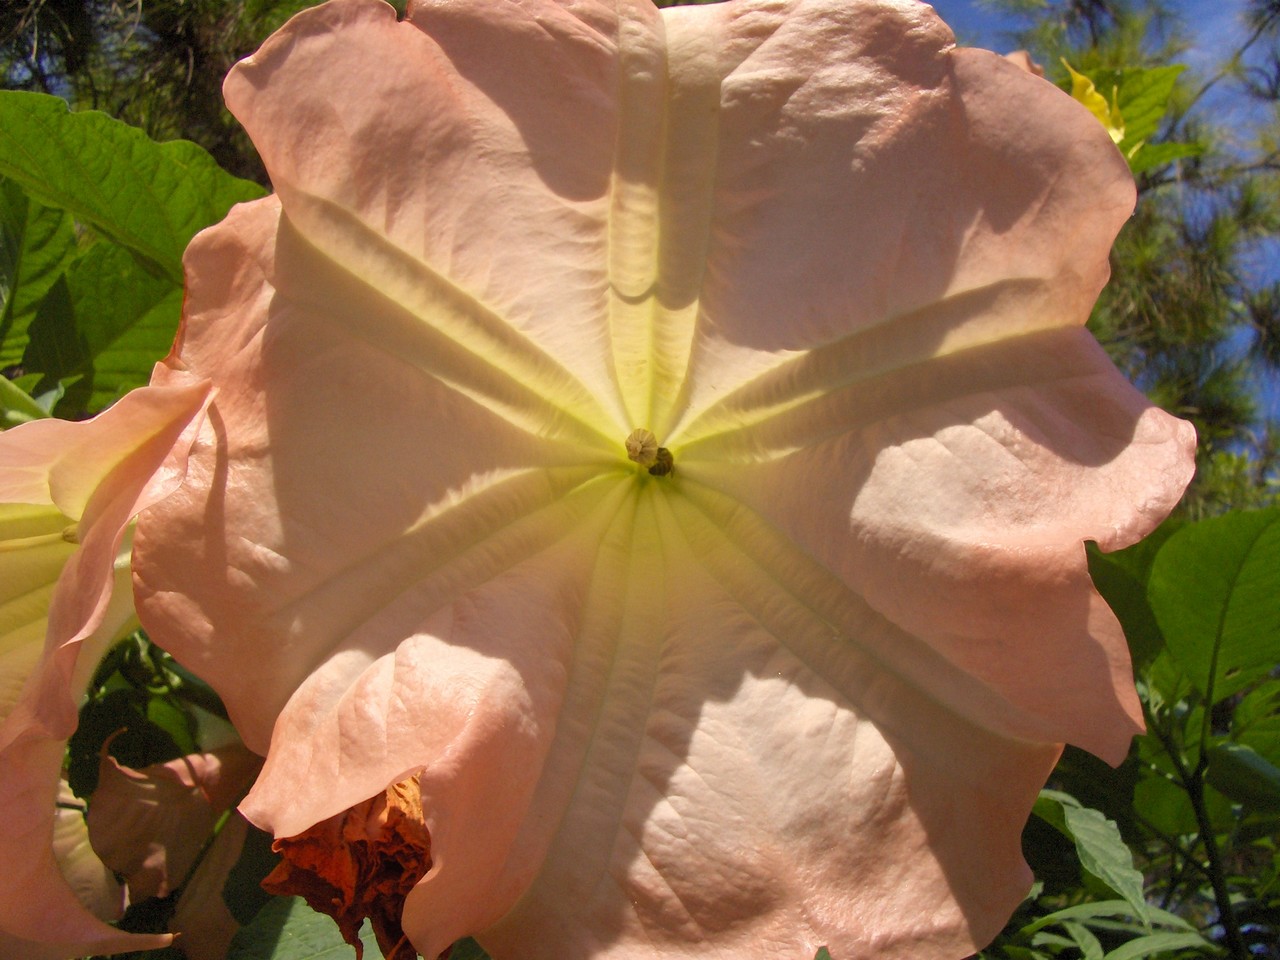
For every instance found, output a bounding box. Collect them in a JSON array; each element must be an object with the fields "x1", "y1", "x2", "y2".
[
  {"x1": 1141, "y1": 652, "x2": 1189, "y2": 715},
  {"x1": 1205, "y1": 742, "x2": 1280, "y2": 813},
  {"x1": 1132, "y1": 774, "x2": 1197, "y2": 836},
  {"x1": 227, "y1": 896, "x2": 383, "y2": 960},
  {"x1": 1094, "y1": 518, "x2": 1183, "y2": 586},
  {"x1": 1062, "y1": 920, "x2": 1104, "y2": 960},
  {"x1": 1100, "y1": 931, "x2": 1215, "y2": 960},
  {"x1": 1088, "y1": 549, "x2": 1164, "y2": 668},
  {"x1": 23, "y1": 239, "x2": 182, "y2": 413},
  {"x1": 1235, "y1": 680, "x2": 1280, "y2": 764},
  {"x1": 223, "y1": 825, "x2": 281, "y2": 927},
  {"x1": 145, "y1": 694, "x2": 198, "y2": 756},
  {"x1": 814, "y1": 950, "x2": 834, "y2": 960},
  {"x1": 1030, "y1": 930, "x2": 1077, "y2": 950},
  {"x1": 0, "y1": 175, "x2": 77, "y2": 369},
  {"x1": 1033, "y1": 790, "x2": 1150, "y2": 927},
  {"x1": 1081, "y1": 65, "x2": 1200, "y2": 174},
  {"x1": 0, "y1": 374, "x2": 48, "y2": 427},
  {"x1": 1148, "y1": 507, "x2": 1280, "y2": 703},
  {"x1": 1132, "y1": 764, "x2": 1235, "y2": 836},
  {"x1": 448, "y1": 939, "x2": 495, "y2": 960},
  {"x1": 1127, "y1": 140, "x2": 1202, "y2": 175},
  {"x1": 7, "y1": 372, "x2": 64, "y2": 416},
  {"x1": 0, "y1": 91, "x2": 265, "y2": 285},
  {"x1": 1022, "y1": 900, "x2": 1195, "y2": 937},
  {"x1": 1112, "y1": 66, "x2": 1184, "y2": 148}
]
